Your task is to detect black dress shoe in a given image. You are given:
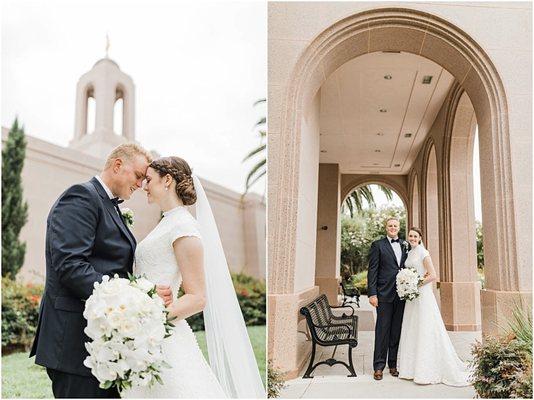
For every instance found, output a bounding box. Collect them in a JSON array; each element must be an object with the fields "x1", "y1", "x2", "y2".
[{"x1": 389, "y1": 367, "x2": 399, "y2": 377}]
